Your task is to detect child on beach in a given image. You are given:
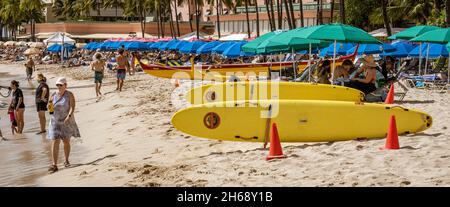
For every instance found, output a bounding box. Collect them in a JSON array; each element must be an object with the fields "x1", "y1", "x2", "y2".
[{"x1": 8, "y1": 106, "x2": 18, "y2": 135}]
